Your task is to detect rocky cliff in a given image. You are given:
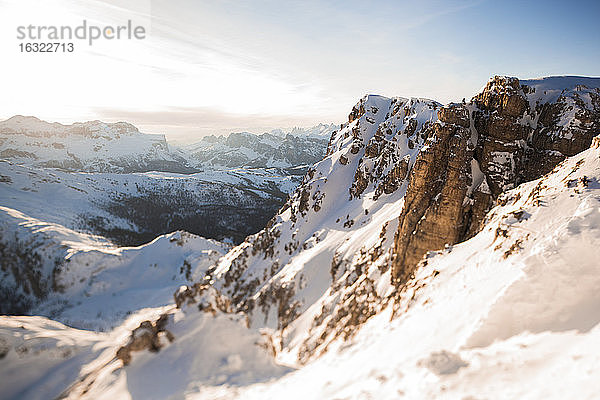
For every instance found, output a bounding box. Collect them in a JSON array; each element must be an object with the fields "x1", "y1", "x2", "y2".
[{"x1": 393, "y1": 76, "x2": 600, "y2": 284}]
